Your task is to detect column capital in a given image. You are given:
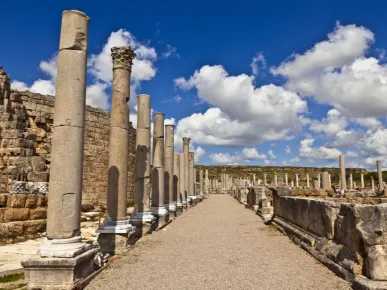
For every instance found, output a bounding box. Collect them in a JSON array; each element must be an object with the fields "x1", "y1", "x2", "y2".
[
  {"x1": 183, "y1": 137, "x2": 191, "y2": 145},
  {"x1": 111, "y1": 46, "x2": 136, "y2": 71}
]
